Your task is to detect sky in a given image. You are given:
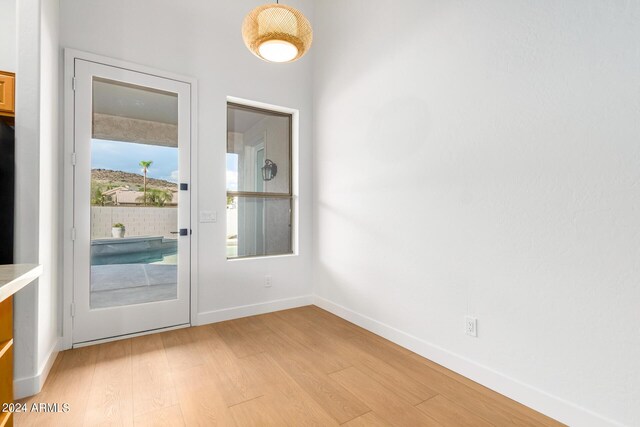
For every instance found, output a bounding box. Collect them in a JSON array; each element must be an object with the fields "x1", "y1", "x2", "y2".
[
  {"x1": 92, "y1": 139, "x2": 179, "y2": 182},
  {"x1": 92, "y1": 138, "x2": 240, "y2": 189},
  {"x1": 226, "y1": 153, "x2": 238, "y2": 191}
]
